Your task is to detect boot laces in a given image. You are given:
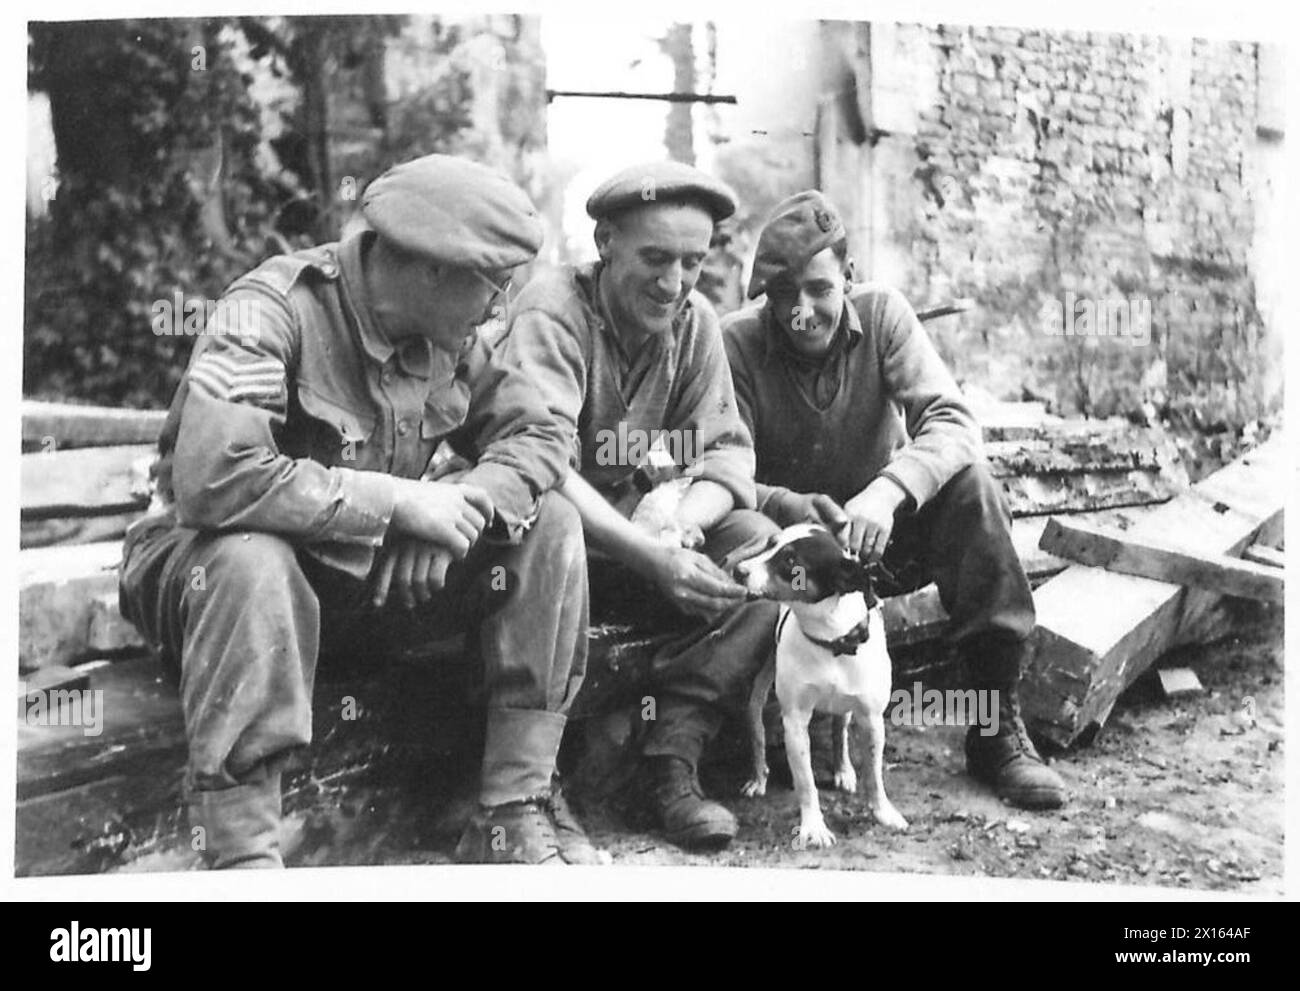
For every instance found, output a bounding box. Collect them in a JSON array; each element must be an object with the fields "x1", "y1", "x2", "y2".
[
  {"x1": 655, "y1": 758, "x2": 704, "y2": 803},
  {"x1": 999, "y1": 692, "x2": 1038, "y2": 757}
]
